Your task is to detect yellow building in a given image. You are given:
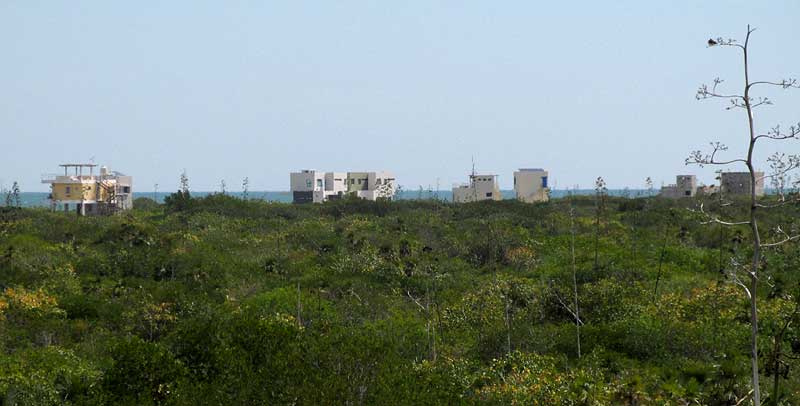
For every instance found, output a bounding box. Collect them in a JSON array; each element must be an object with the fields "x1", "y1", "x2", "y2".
[{"x1": 42, "y1": 164, "x2": 133, "y2": 215}]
